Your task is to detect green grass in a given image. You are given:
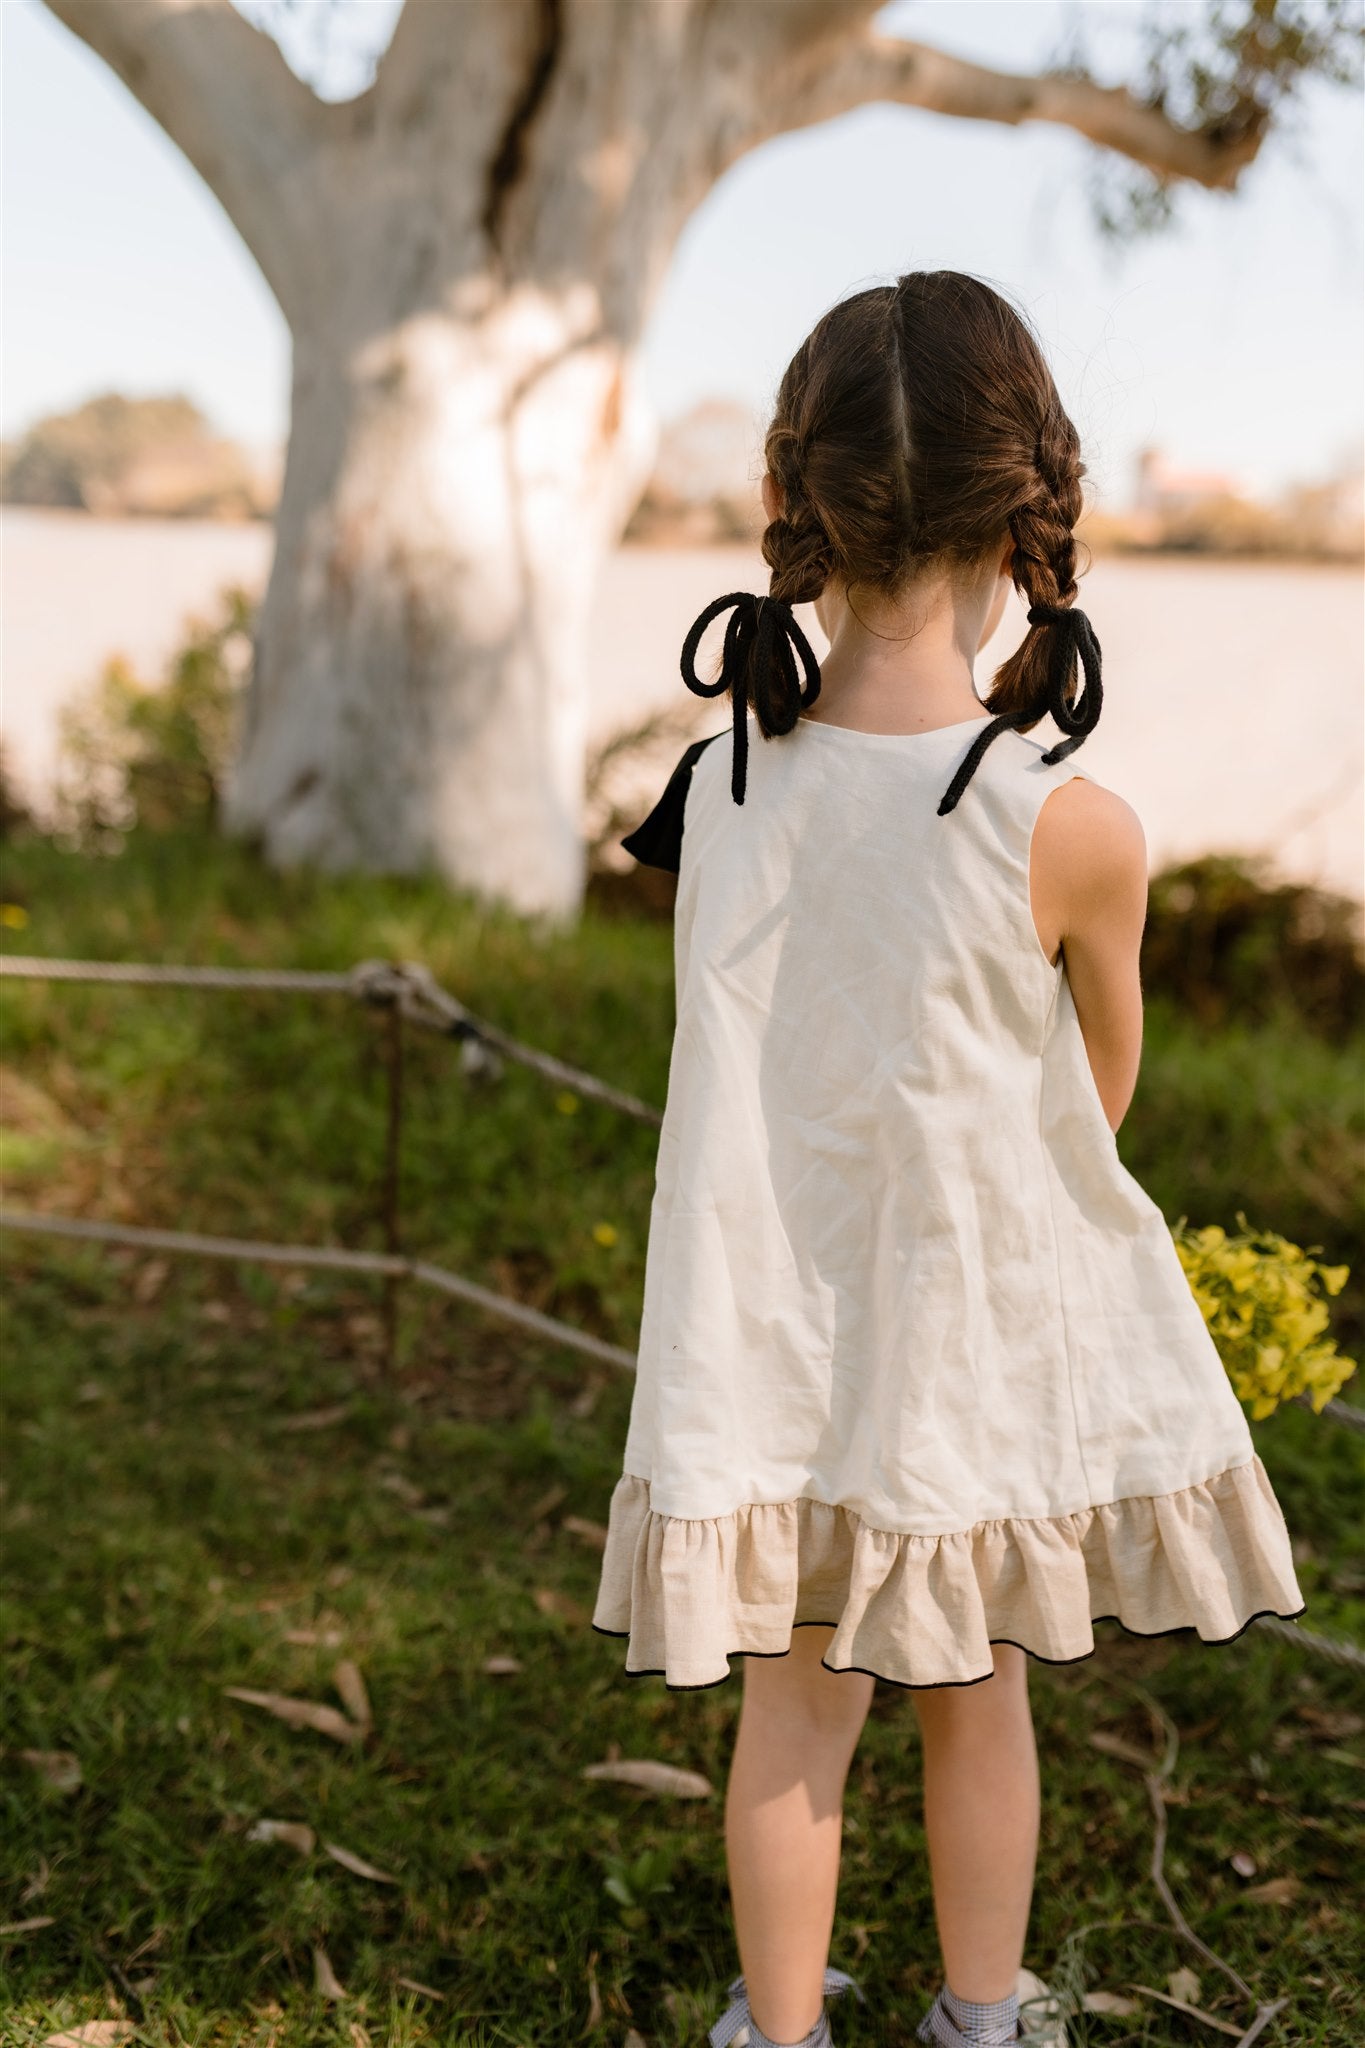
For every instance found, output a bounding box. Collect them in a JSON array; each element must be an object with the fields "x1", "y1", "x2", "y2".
[{"x1": 1, "y1": 826, "x2": 1362, "y2": 2046}]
